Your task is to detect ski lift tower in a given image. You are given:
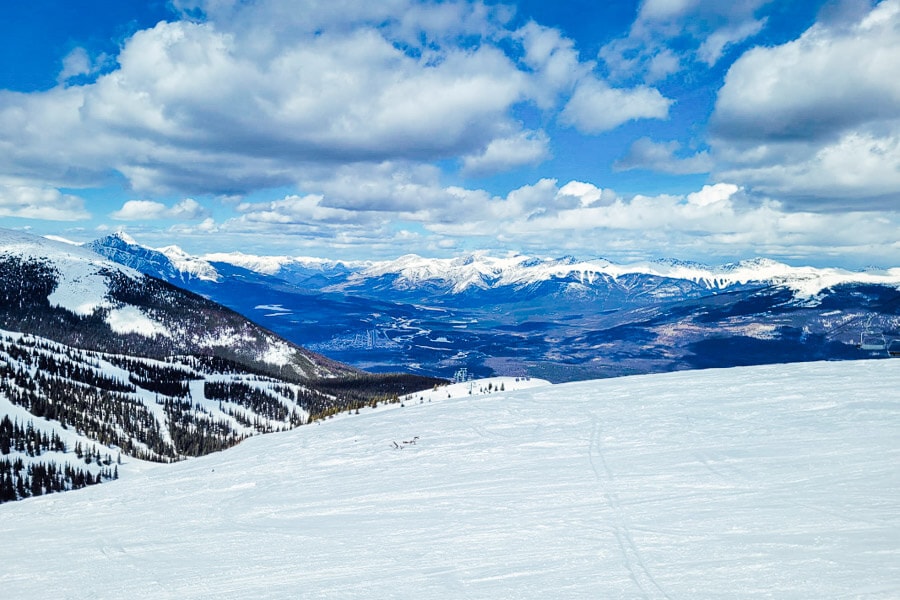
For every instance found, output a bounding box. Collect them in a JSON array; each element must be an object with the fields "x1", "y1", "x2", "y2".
[{"x1": 859, "y1": 315, "x2": 887, "y2": 352}]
